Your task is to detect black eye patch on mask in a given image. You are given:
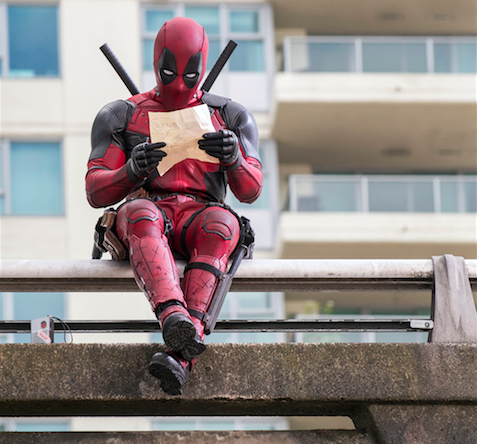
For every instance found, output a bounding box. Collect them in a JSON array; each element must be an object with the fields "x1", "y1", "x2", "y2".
[
  {"x1": 158, "y1": 48, "x2": 177, "y2": 85},
  {"x1": 183, "y1": 52, "x2": 202, "y2": 89}
]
